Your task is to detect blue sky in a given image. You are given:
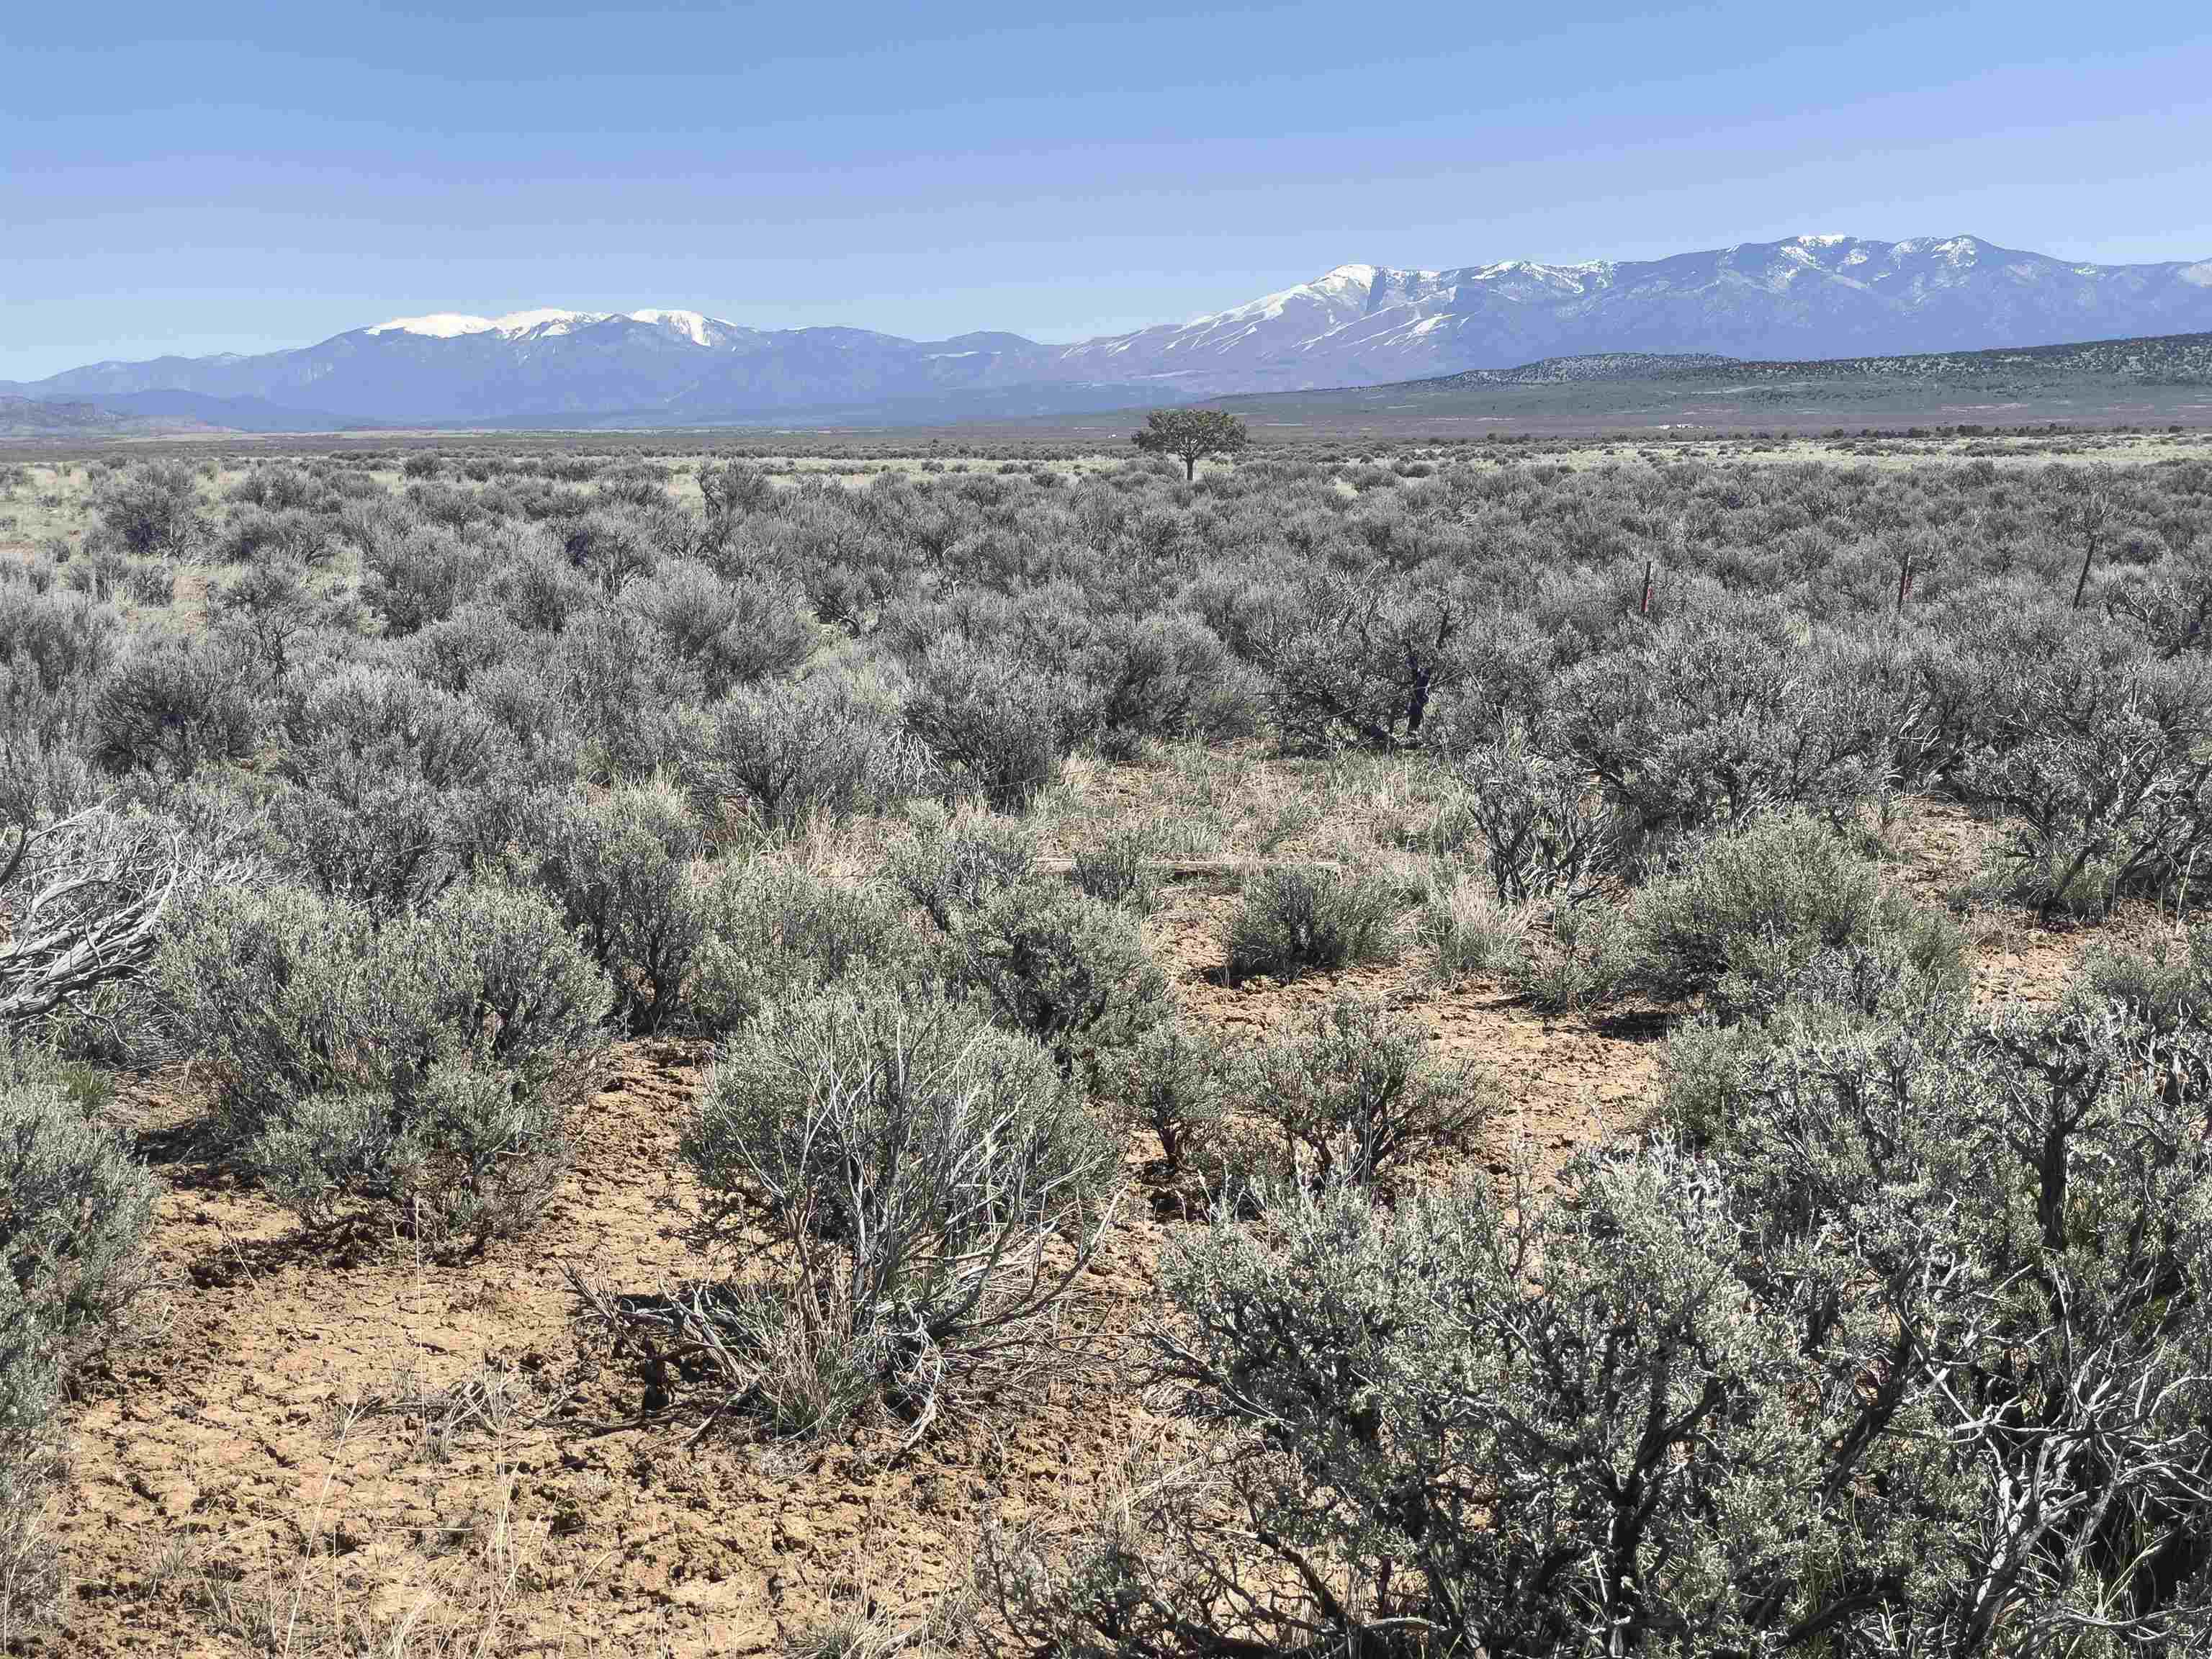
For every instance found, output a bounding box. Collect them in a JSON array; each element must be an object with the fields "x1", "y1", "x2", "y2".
[{"x1": 4, "y1": 0, "x2": 2208, "y2": 380}]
